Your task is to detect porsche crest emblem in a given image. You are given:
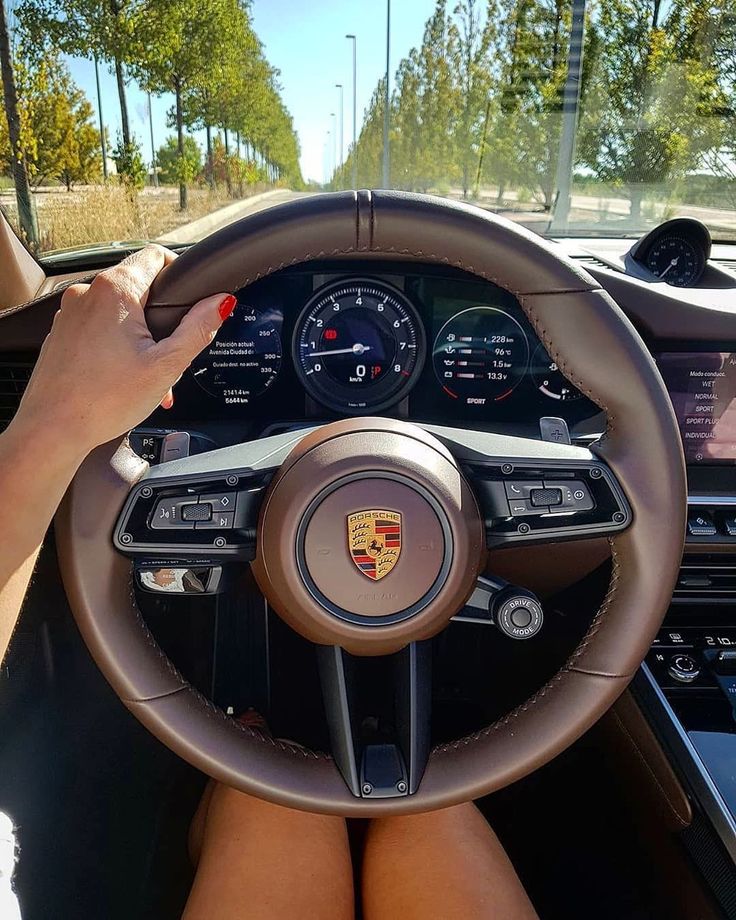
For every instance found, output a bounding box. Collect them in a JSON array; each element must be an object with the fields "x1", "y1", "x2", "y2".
[{"x1": 347, "y1": 510, "x2": 402, "y2": 580}]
